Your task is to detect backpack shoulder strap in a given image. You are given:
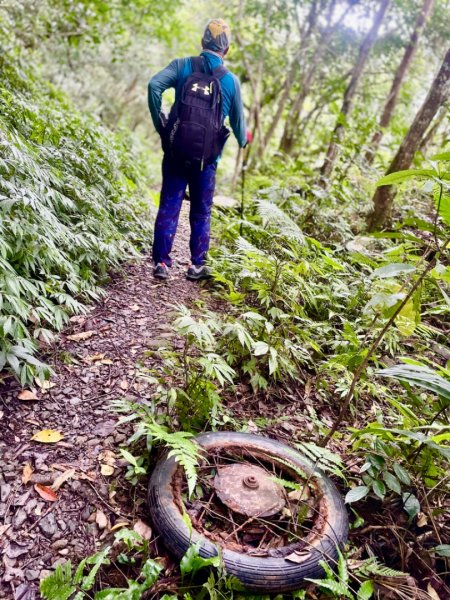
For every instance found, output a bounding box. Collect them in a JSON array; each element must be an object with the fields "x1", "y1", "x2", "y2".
[
  {"x1": 191, "y1": 56, "x2": 205, "y2": 73},
  {"x1": 212, "y1": 65, "x2": 229, "y2": 80}
]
